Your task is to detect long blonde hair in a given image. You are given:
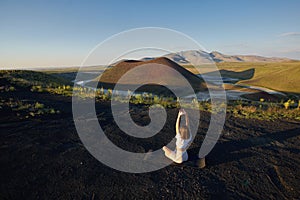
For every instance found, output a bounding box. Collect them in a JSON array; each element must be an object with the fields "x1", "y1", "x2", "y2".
[{"x1": 179, "y1": 124, "x2": 190, "y2": 139}]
